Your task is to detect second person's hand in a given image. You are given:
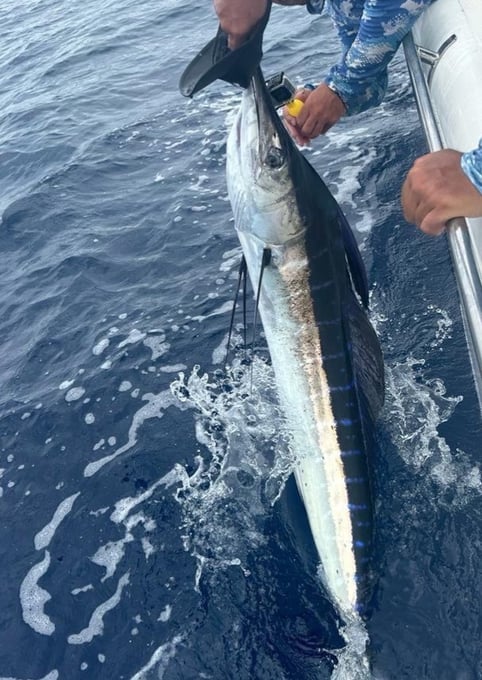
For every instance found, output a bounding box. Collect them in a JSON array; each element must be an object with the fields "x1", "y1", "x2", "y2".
[{"x1": 401, "y1": 149, "x2": 482, "y2": 235}]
